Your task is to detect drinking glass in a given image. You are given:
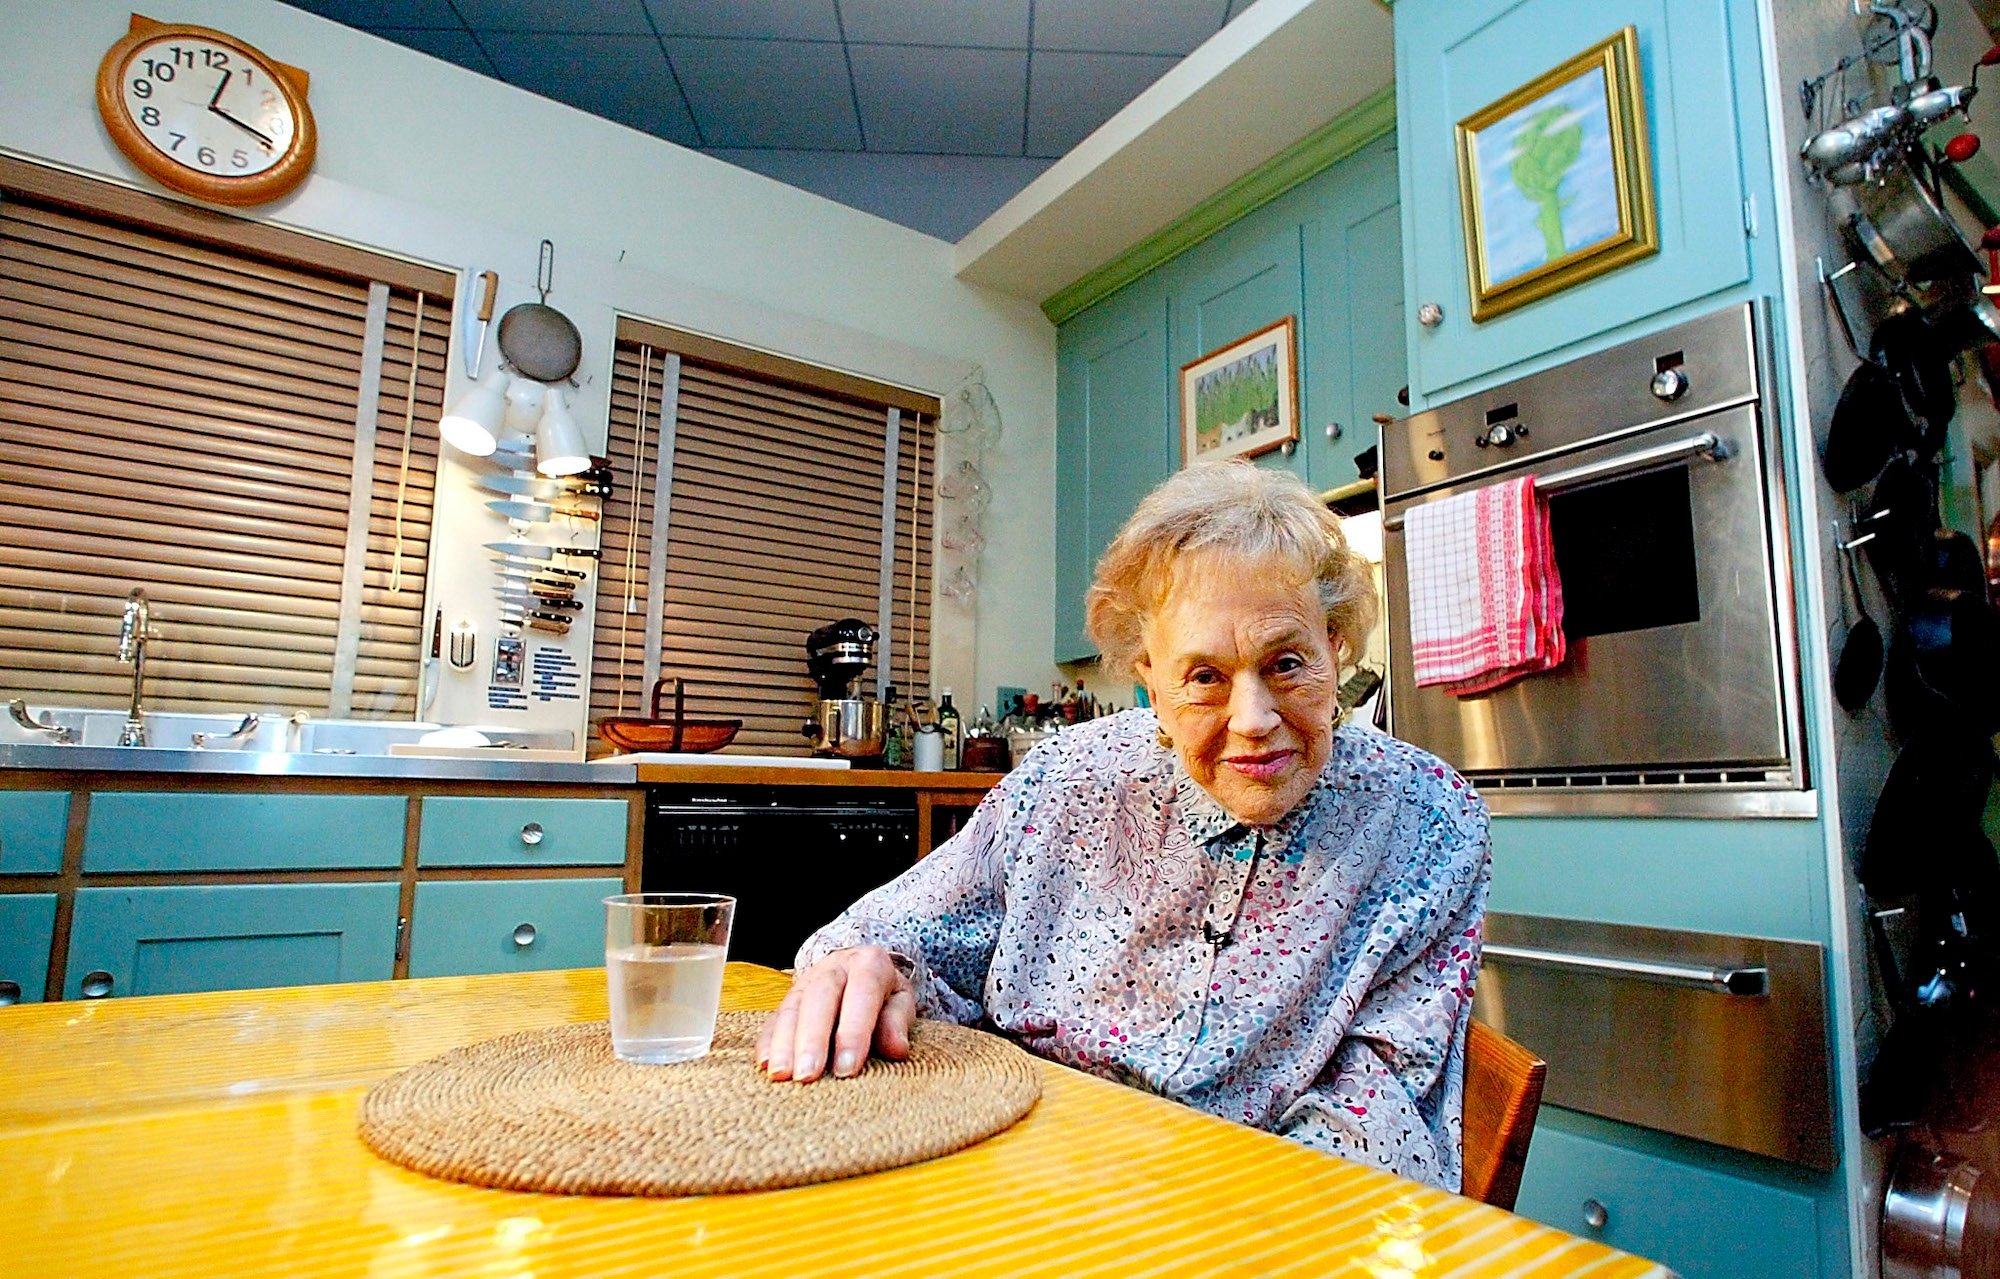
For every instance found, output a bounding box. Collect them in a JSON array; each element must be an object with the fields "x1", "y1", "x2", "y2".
[{"x1": 604, "y1": 892, "x2": 735, "y2": 1064}]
